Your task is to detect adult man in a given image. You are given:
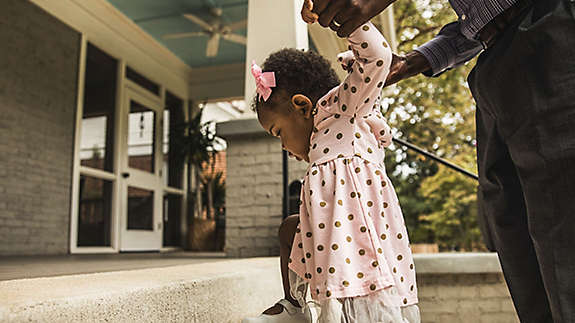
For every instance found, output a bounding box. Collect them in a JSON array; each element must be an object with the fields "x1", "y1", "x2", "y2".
[{"x1": 311, "y1": 0, "x2": 575, "y2": 322}]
